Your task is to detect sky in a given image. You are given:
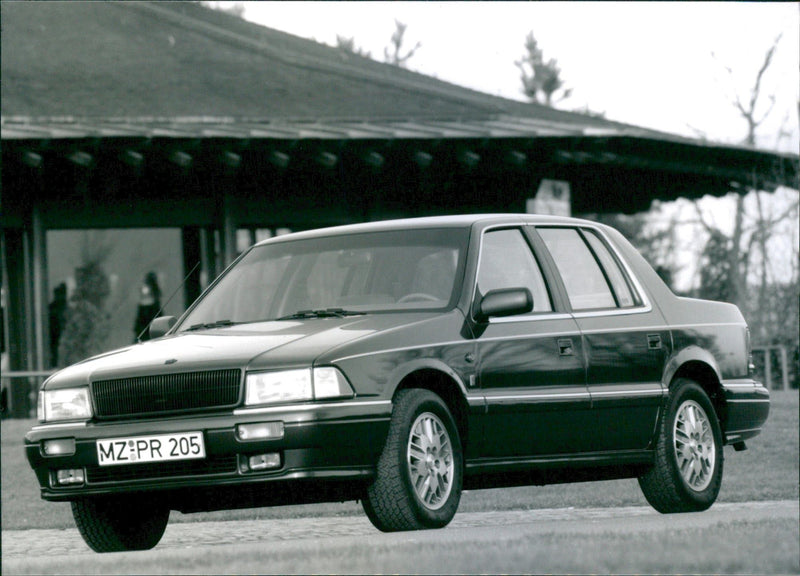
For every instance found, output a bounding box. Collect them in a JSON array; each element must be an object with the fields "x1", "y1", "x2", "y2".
[
  {"x1": 237, "y1": 1, "x2": 800, "y2": 291},
  {"x1": 239, "y1": 1, "x2": 799, "y2": 154}
]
